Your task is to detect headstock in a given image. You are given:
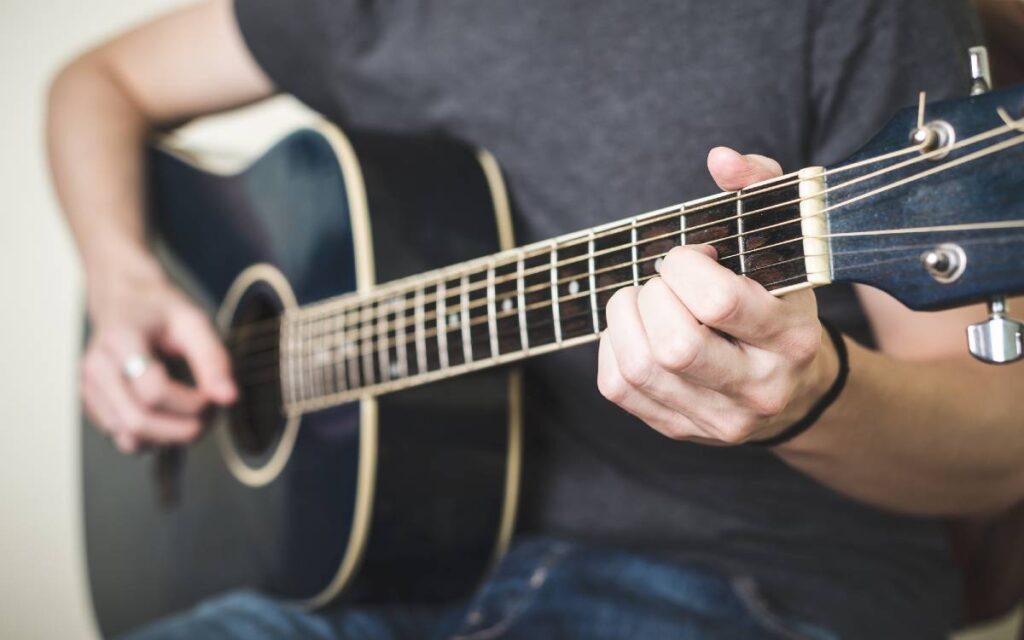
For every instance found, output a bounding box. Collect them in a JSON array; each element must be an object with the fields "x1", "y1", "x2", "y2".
[{"x1": 825, "y1": 47, "x2": 1024, "y2": 363}]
